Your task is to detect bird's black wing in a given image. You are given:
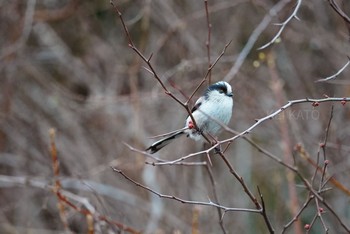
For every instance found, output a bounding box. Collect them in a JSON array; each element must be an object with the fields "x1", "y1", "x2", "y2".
[{"x1": 190, "y1": 97, "x2": 203, "y2": 114}]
